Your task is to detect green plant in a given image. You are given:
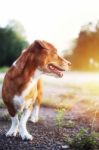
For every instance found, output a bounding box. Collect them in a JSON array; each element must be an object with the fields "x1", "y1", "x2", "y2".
[
  {"x1": 3, "y1": 114, "x2": 10, "y2": 121},
  {"x1": 55, "y1": 108, "x2": 65, "y2": 126},
  {"x1": 68, "y1": 128, "x2": 99, "y2": 150},
  {"x1": 0, "y1": 67, "x2": 9, "y2": 73},
  {"x1": 65, "y1": 120, "x2": 75, "y2": 128},
  {"x1": 0, "y1": 100, "x2": 5, "y2": 108}
]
